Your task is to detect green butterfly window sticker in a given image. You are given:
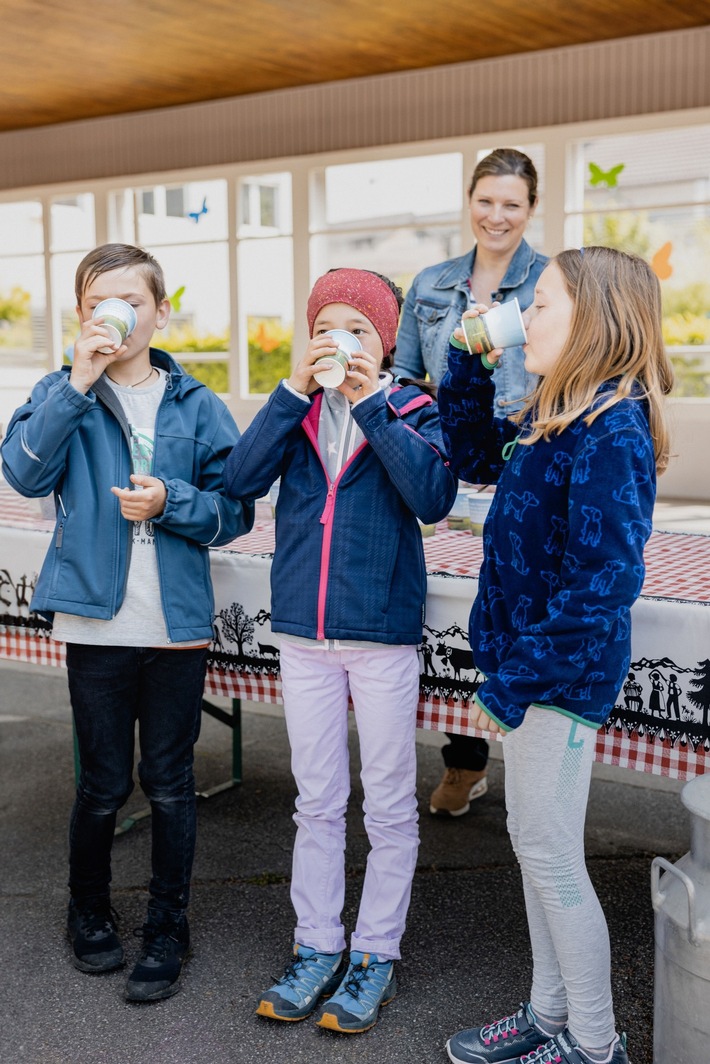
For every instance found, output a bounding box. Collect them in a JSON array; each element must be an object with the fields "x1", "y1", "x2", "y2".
[
  {"x1": 588, "y1": 162, "x2": 625, "y2": 188},
  {"x1": 169, "y1": 286, "x2": 186, "y2": 312}
]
